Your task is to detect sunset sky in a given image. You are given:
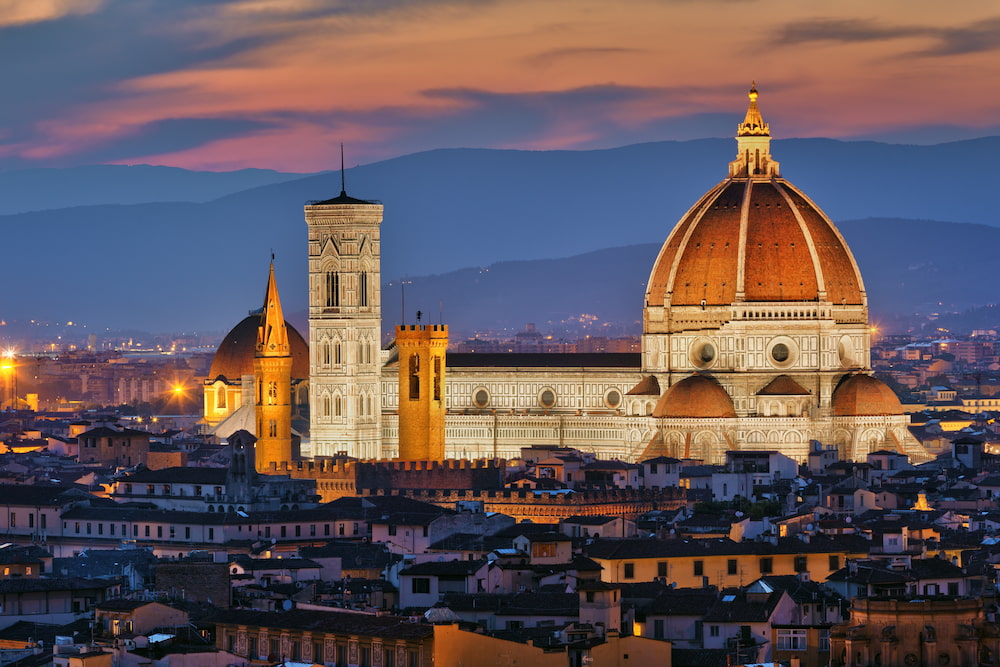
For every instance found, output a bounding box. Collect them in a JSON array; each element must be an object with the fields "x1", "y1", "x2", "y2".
[{"x1": 1, "y1": 0, "x2": 998, "y2": 172}]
